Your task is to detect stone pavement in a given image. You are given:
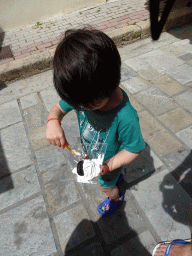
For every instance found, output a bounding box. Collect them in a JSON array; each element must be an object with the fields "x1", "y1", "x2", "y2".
[
  {"x1": 0, "y1": 0, "x2": 192, "y2": 84},
  {"x1": 0, "y1": 23, "x2": 192, "y2": 256}
]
